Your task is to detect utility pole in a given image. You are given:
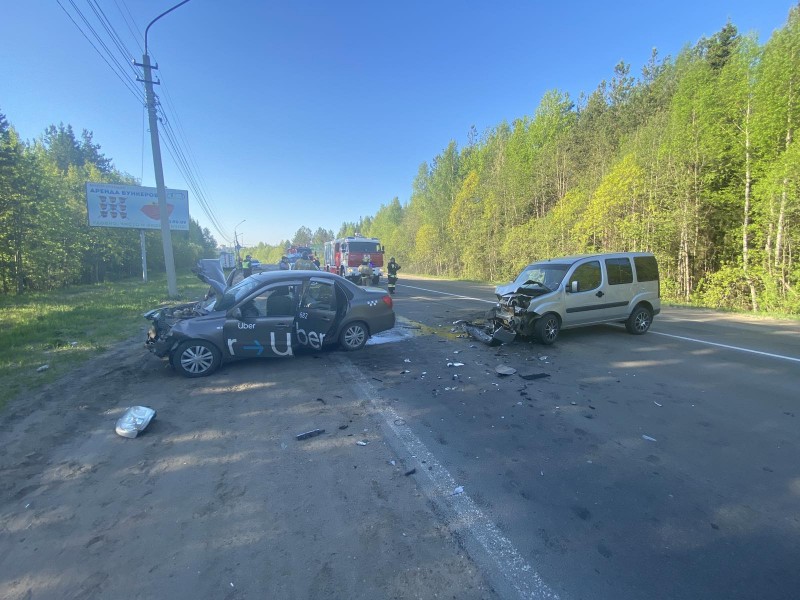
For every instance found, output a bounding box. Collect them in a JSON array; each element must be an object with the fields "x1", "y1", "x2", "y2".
[{"x1": 135, "y1": 0, "x2": 192, "y2": 298}]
